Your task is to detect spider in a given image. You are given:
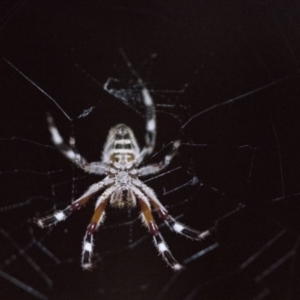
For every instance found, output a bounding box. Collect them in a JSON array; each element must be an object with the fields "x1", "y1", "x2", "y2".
[{"x1": 36, "y1": 84, "x2": 210, "y2": 270}]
